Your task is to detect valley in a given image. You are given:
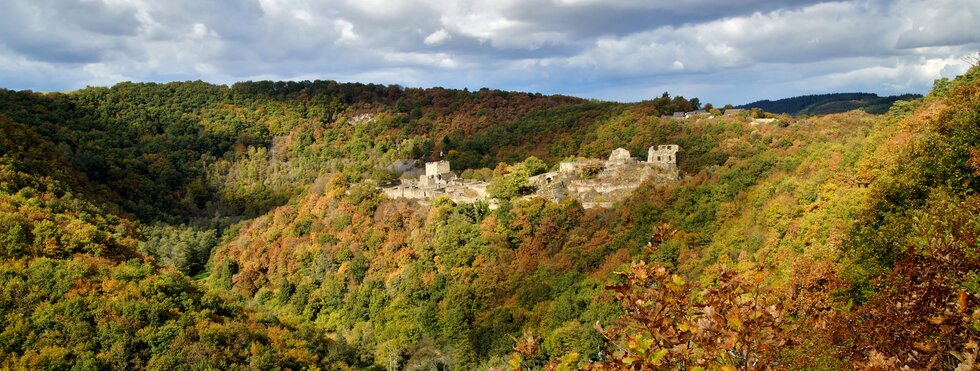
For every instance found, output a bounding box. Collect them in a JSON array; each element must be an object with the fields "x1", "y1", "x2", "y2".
[{"x1": 0, "y1": 69, "x2": 977, "y2": 369}]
